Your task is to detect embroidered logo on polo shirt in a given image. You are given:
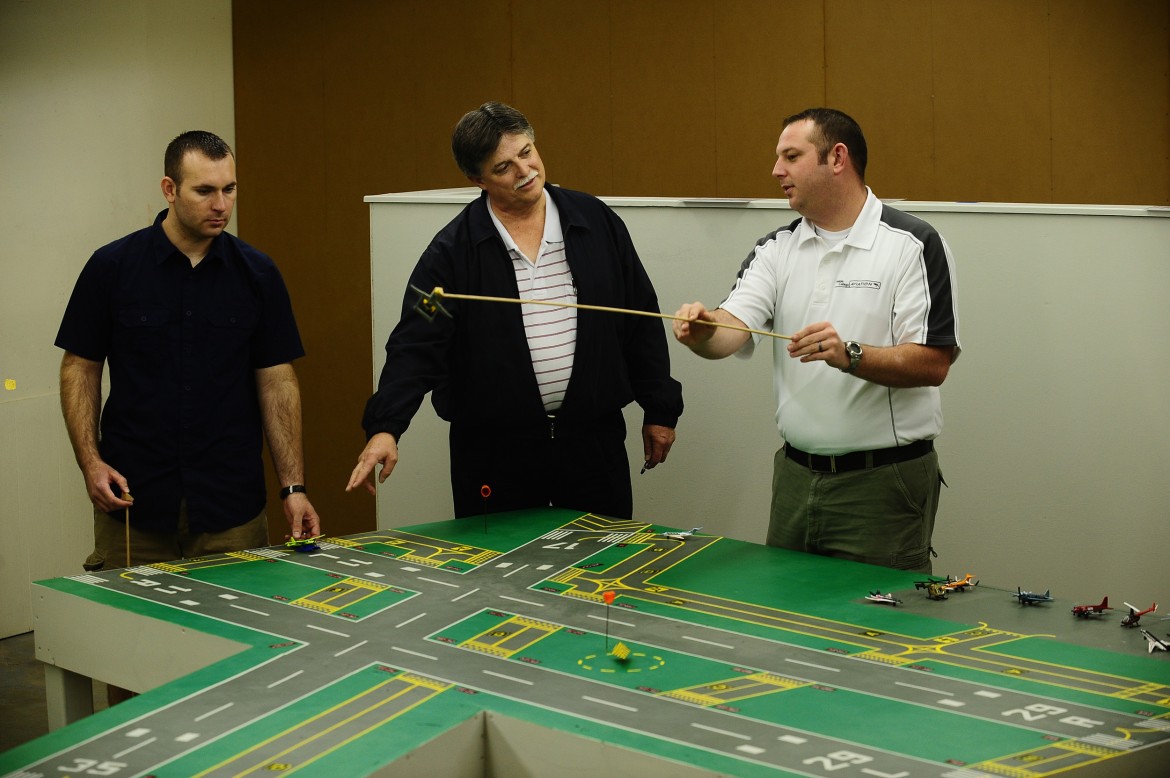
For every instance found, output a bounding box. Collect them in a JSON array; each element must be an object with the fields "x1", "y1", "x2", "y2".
[{"x1": 836, "y1": 280, "x2": 881, "y2": 290}]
